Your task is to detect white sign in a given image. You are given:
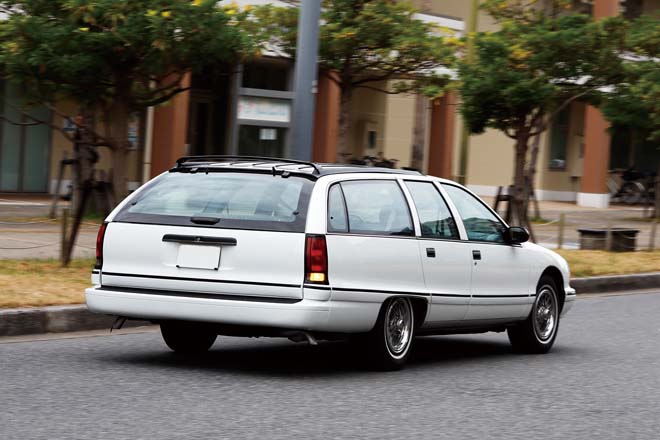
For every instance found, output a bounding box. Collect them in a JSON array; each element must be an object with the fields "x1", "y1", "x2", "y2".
[
  {"x1": 259, "y1": 128, "x2": 277, "y2": 141},
  {"x1": 238, "y1": 96, "x2": 291, "y2": 123}
]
